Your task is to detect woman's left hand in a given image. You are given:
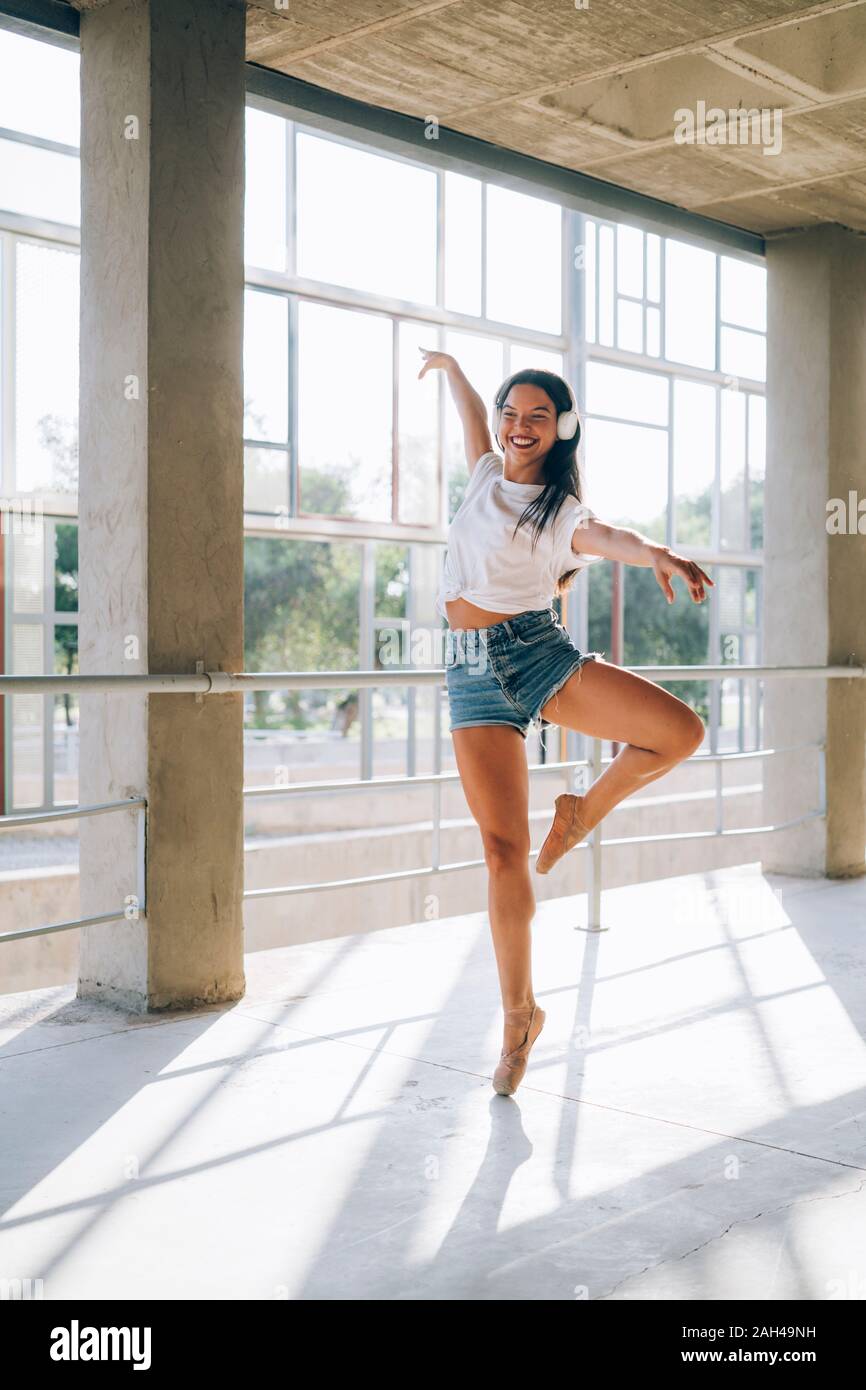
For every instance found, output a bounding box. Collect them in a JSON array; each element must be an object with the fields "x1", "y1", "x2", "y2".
[{"x1": 652, "y1": 547, "x2": 715, "y2": 604}]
